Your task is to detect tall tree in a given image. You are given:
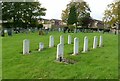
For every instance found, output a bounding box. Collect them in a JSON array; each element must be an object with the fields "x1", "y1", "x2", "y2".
[
  {"x1": 103, "y1": 0, "x2": 120, "y2": 28},
  {"x1": 78, "y1": 12, "x2": 91, "y2": 28},
  {"x1": 61, "y1": 8, "x2": 69, "y2": 23},
  {"x1": 2, "y1": 2, "x2": 46, "y2": 29},
  {"x1": 61, "y1": 0, "x2": 91, "y2": 27},
  {"x1": 67, "y1": 5, "x2": 77, "y2": 26},
  {"x1": 2, "y1": 2, "x2": 14, "y2": 28}
]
